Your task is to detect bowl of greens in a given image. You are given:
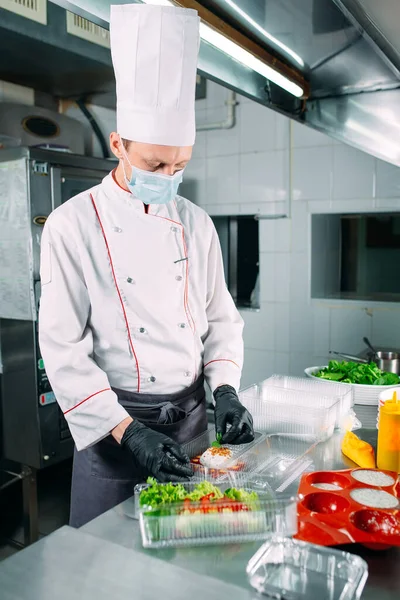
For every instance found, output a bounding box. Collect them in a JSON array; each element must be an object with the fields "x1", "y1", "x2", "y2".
[{"x1": 305, "y1": 360, "x2": 400, "y2": 406}]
